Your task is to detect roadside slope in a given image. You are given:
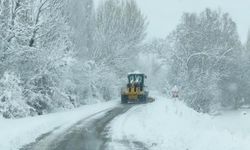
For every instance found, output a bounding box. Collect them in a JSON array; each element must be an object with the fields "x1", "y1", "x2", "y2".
[{"x1": 107, "y1": 95, "x2": 250, "y2": 150}]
